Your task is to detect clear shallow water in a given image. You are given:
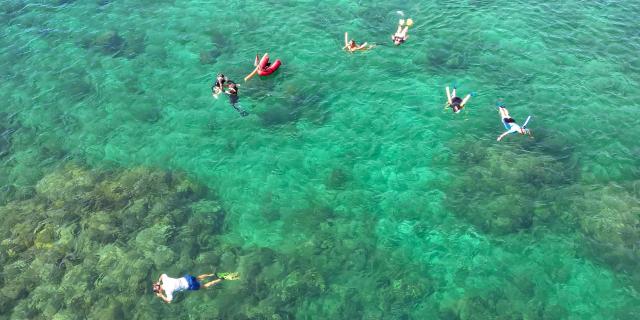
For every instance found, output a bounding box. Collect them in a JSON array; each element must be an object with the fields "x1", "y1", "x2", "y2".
[{"x1": 1, "y1": 0, "x2": 639, "y2": 319}]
